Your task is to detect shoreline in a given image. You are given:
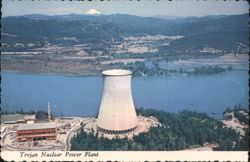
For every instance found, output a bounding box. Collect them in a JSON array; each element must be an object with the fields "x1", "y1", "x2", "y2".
[
  {"x1": 0, "y1": 70, "x2": 101, "y2": 77},
  {"x1": 1, "y1": 69, "x2": 248, "y2": 78},
  {"x1": 0, "y1": 108, "x2": 228, "y2": 121}
]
